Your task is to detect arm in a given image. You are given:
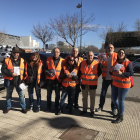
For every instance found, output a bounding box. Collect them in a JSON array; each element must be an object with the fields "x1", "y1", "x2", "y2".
[
  {"x1": 121, "y1": 62, "x2": 134, "y2": 77},
  {"x1": 1, "y1": 59, "x2": 13, "y2": 77},
  {"x1": 45, "y1": 61, "x2": 52, "y2": 77},
  {"x1": 97, "y1": 63, "x2": 102, "y2": 77}
]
